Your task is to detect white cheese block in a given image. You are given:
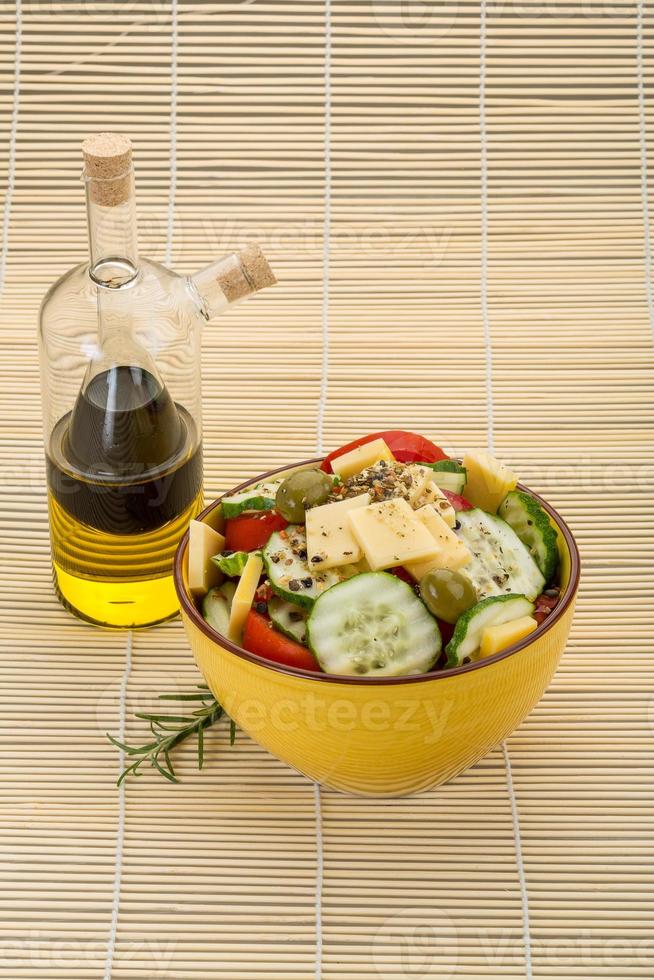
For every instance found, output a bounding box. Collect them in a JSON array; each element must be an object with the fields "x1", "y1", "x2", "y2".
[
  {"x1": 228, "y1": 552, "x2": 264, "y2": 643},
  {"x1": 347, "y1": 497, "x2": 440, "y2": 571},
  {"x1": 402, "y1": 464, "x2": 435, "y2": 504},
  {"x1": 305, "y1": 493, "x2": 371, "y2": 570},
  {"x1": 330, "y1": 438, "x2": 394, "y2": 480},
  {"x1": 462, "y1": 450, "x2": 517, "y2": 513},
  {"x1": 404, "y1": 505, "x2": 472, "y2": 580},
  {"x1": 414, "y1": 482, "x2": 456, "y2": 527},
  {"x1": 188, "y1": 519, "x2": 226, "y2": 596}
]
